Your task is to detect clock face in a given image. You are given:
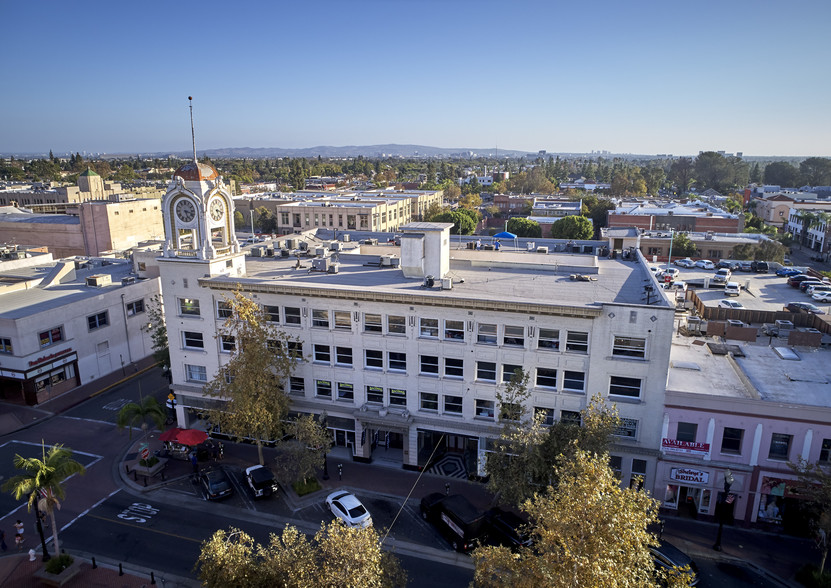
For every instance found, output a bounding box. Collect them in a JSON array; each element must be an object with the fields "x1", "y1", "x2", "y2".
[
  {"x1": 209, "y1": 198, "x2": 224, "y2": 222},
  {"x1": 175, "y1": 199, "x2": 196, "y2": 223}
]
